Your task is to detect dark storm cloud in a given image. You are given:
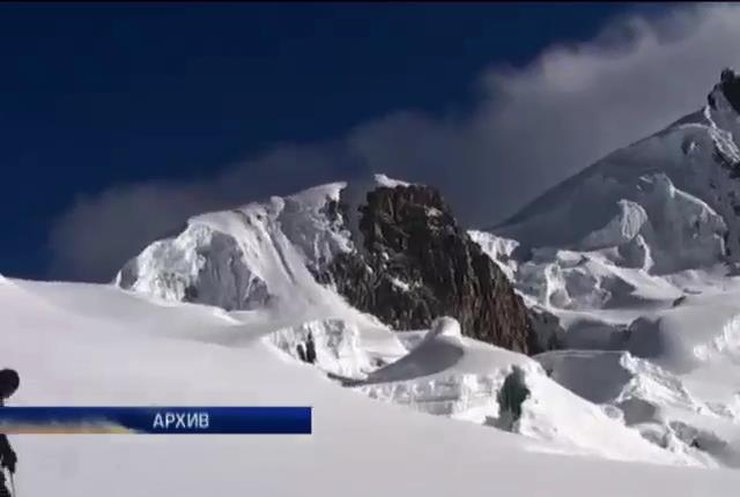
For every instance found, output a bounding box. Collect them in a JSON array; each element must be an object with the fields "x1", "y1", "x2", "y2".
[{"x1": 50, "y1": 4, "x2": 740, "y2": 281}]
